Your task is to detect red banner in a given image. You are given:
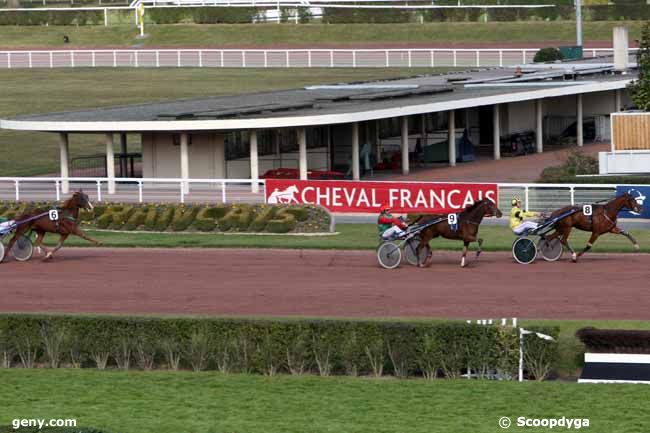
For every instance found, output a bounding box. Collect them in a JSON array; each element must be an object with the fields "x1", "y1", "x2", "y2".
[{"x1": 265, "y1": 179, "x2": 498, "y2": 213}]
